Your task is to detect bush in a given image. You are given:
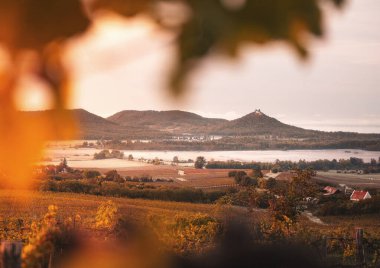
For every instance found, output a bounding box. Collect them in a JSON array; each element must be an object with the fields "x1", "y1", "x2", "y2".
[
  {"x1": 316, "y1": 196, "x2": 380, "y2": 216},
  {"x1": 228, "y1": 171, "x2": 237, "y2": 178},
  {"x1": 251, "y1": 168, "x2": 263, "y2": 179},
  {"x1": 94, "y1": 150, "x2": 124, "y2": 160},
  {"x1": 125, "y1": 175, "x2": 154, "y2": 183},
  {"x1": 83, "y1": 170, "x2": 101, "y2": 179},
  {"x1": 240, "y1": 176, "x2": 258, "y2": 187},
  {"x1": 234, "y1": 171, "x2": 247, "y2": 184},
  {"x1": 194, "y1": 156, "x2": 206, "y2": 169},
  {"x1": 94, "y1": 150, "x2": 108, "y2": 160},
  {"x1": 216, "y1": 190, "x2": 251, "y2": 207},
  {"x1": 39, "y1": 180, "x2": 227, "y2": 204},
  {"x1": 260, "y1": 178, "x2": 277, "y2": 190},
  {"x1": 44, "y1": 180, "x2": 97, "y2": 194},
  {"x1": 104, "y1": 170, "x2": 124, "y2": 183},
  {"x1": 253, "y1": 192, "x2": 271, "y2": 209},
  {"x1": 234, "y1": 171, "x2": 258, "y2": 187}
]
